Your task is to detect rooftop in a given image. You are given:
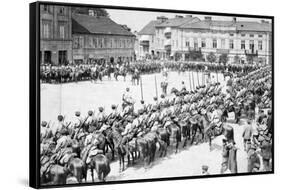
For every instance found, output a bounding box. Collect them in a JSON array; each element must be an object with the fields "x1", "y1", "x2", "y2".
[{"x1": 72, "y1": 14, "x2": 135, "y2": 36}]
